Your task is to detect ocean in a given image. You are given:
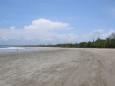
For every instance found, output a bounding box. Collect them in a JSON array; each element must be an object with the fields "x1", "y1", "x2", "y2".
[
  {"x1": 0, "y1": 46, "x2": 26, "y2": 53},
  {"x1": 0, "y1": 46, "x2": 44, "y2": 53}
]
